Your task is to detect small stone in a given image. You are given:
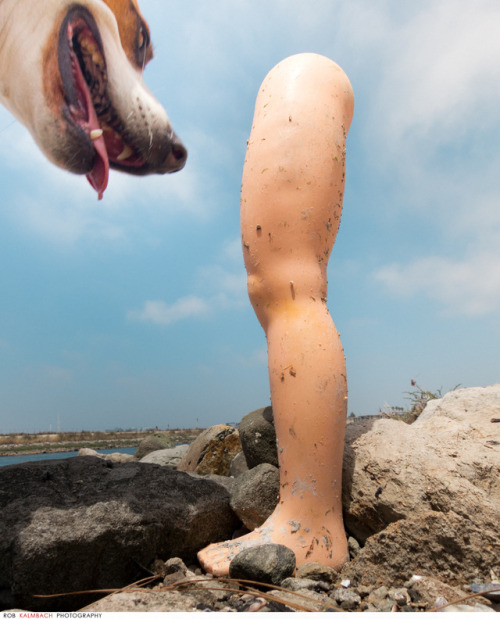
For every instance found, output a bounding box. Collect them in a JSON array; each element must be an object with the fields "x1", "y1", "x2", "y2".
[
  {"x1": 228, "y1": 544, "x2": 296, "y2": 586},
  {"x1": 295, "y1": 561, "x2": 338, "y2": 583},
  {"x1": 394, "y1": 588, "x2": 411, "y2": 607},
  {"x1": 164, "y1": 557, "x2": 188, "y2": 576},
  {"x1": 348, "y1": 536, "x2": 360, "y2": 559},
  {"x1": 440, "y1": 604, "x2": 495, "y2": 613},
  {"x1": 341, "y1": 579, "x2": 351, "y2": 588},
  {"x1": 281, "y1": 577, "x2": 330, "y2": 592},
  {"x1": 332, "y1": 588, "x2": 361, "y2": 610},
  {"x1": 468, "y1": 583, "x2": 500, "y2": 602}
]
